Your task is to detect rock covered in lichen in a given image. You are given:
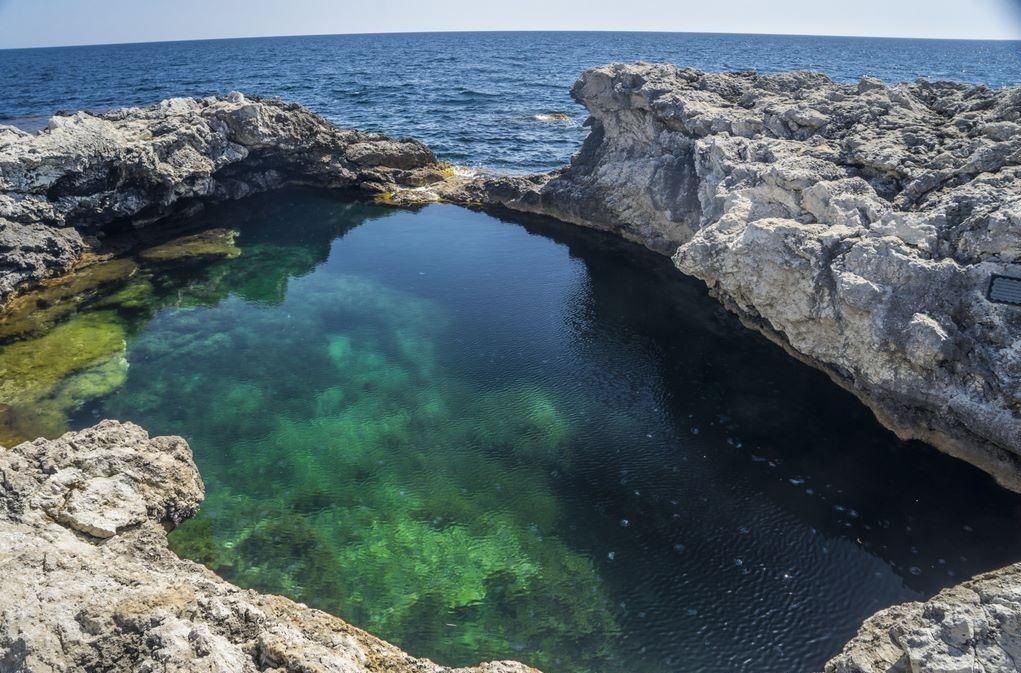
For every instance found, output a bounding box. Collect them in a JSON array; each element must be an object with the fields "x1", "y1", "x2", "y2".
[
  {"x1": 469, "y1": 63, "x2": 1021, "y2": 491},
  {"x1": 0, "y1": 92, "x2": 445, "y2": 304},
  {"x1": 0, "y1": 421, "x2": 538, "y2": 673}
]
